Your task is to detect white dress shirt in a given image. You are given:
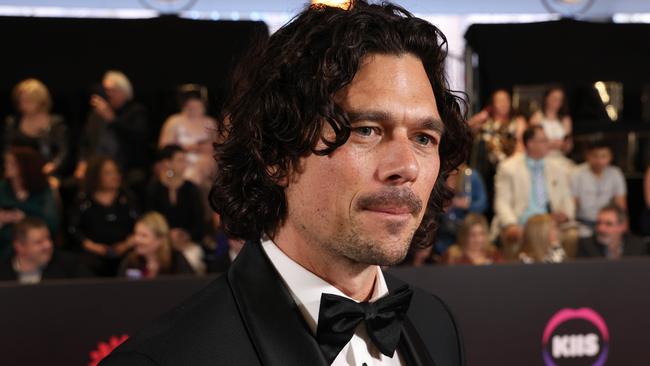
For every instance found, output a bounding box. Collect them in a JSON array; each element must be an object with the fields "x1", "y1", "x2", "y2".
[{"x1": 261, "y1": 239, "x2": 404, "y2": 366}]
